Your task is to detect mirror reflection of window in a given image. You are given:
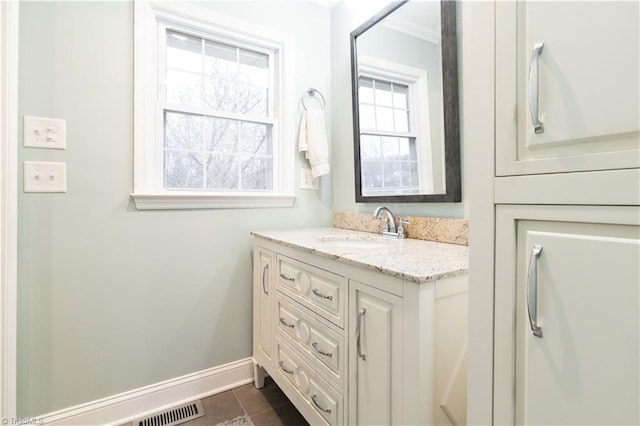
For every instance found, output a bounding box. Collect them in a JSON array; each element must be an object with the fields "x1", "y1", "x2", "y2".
[{"x1": 358, "y1": 75, "x2": 420, "y2": 195}]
